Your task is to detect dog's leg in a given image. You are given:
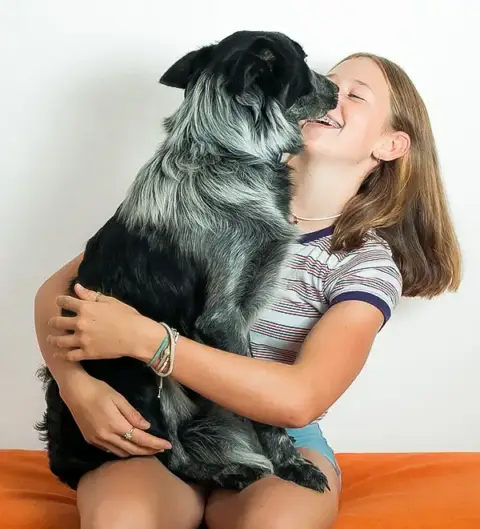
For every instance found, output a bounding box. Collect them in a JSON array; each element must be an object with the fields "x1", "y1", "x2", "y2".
[
  {"x1": 194, "y1": 238, "x2": 289, "y2": 356},
  {"x1": 193, "y1": 250, "x2": 252, "y2": 356},
  {"x1": 235, "y1": 243, "x2": 330, "y2": 493},
  {"x1": 251, "y1": 421, "x2": 330, "y2": 493},
  {"x1": 195, "y1": 307, "x2": 329, "y2": 492},
  {"x1": 193, "y1": 244, "x2": 328, "y2": 493},
  {"x1": 239, "y1": 239, "x2": 292, "y2": 329}
]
